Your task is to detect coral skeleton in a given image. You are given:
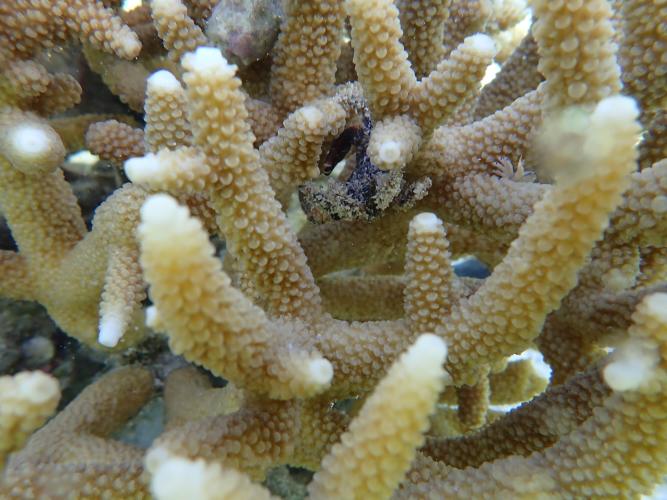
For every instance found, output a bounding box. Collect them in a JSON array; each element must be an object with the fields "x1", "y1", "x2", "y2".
[{"x1": 0, "y1": 0, "x2": 666, "y2": 498}]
